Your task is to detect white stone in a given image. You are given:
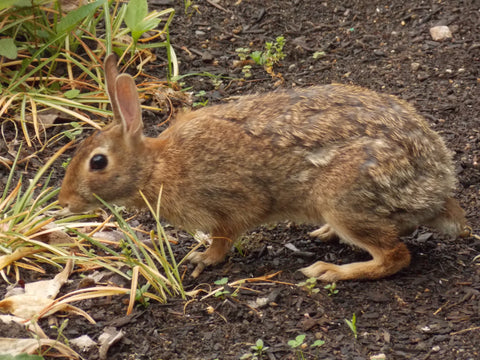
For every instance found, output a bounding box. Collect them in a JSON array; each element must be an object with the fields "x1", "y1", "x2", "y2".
[
  {"x1": 429, "y1": 26, "x2": 452, "y2": 41},
  {"x1": 411, "y1": 62, "x2": 421, "y2": 72}
]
